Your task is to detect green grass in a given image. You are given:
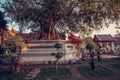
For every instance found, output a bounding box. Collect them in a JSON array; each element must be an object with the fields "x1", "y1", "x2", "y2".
[
  {"x1": 0, "y1": 68, "x2": 32, "y2": 80},
  {"x1": 77, "y1": 65, "x2": 114, "y2": 77},
  {"x1": 96, "y1": 58, "x2": 114, "y2": 63},
  {"x1": 107, "y1": 63, "x2": 120, "y2": 71},
  {"x1": 112, "y1": 58, "x2": 120, "y2": 61},
  {"x1": 36, "y1": 68, "x2": 71, "y2": 79}
]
